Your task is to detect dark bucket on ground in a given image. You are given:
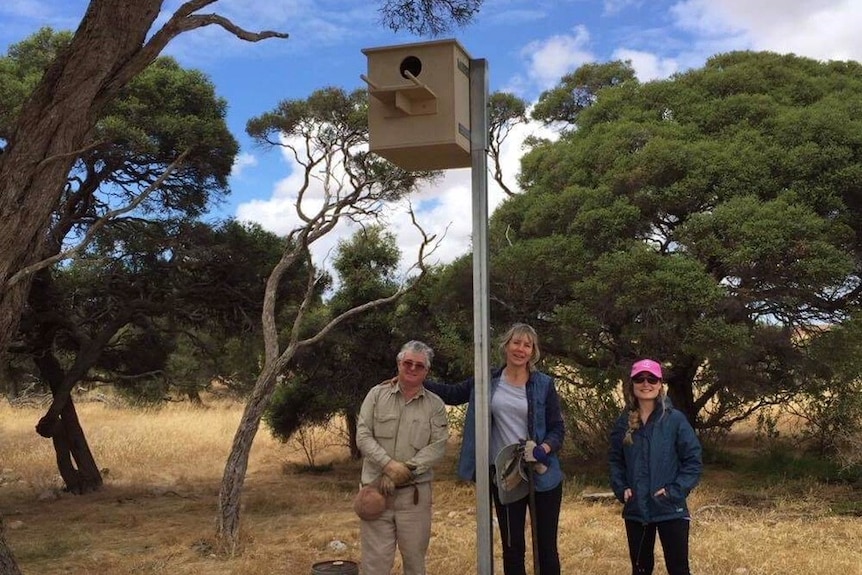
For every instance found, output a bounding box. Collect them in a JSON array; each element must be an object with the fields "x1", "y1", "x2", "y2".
[{"x1": 311, "y1": 559, "x2": 359, "y2": 575}]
